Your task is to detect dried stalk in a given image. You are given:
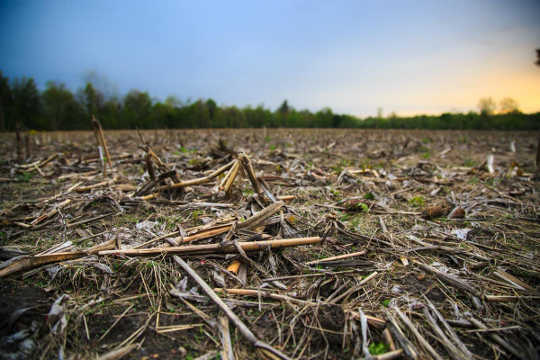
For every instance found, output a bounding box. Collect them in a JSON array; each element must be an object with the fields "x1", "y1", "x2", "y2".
[
  {"x1": 422, "y1": 307, "x2": 470, "y2": 360},
  {"x1": 413, "y1": 260, "x2": 481, "y2": 297},
  {"x1": 385, "y1": 310, "x2": 418, "y2": 360},
  {"x1": 173, "y1": 256, "x2": 292, "y2": 360},
  {"x1": 153, "y1": 160, "x2": 235, "y2": 193},
  {"x1": 348, "y1": 310, "x2": 387, "y2": 329},
  {"x1": 31, "y1": 199, "x2": 71, "y2": 226},
  {"x1": 215, "y1": 288, "x2": 321, "y2": 306},
  {"x1": 423, "y1": 296, "x2": 472, "y2": 358},
  {"x1": 0, "y1": 252, "x2": 84, "y2": 278},
  {"x1": 97, "y1": 344, "x2": 138, "y2": 360},
  {"x1": 145, "y1": 152, "x2": 156, "y2": 181},
  {"x1": 175, "y1": 224, "x2": 234, "y2": 244},
  {"x1": 237, "y1": 201, "x2": 284, "y2": 229},
  {"x1": 0, "y1": 237, "x2": 117, "y2": 278},
  {"x1": 75, "y1": 178, "x2": 116, "y2": 192},
  {"x1": 382, "y1": 328, "x2": 396, "y2": 351},
  {"x1": 305, "y1": 249, "x2": 366, "y2": 265},
  {"x1": 92, "y1": 115, "x2": 113, "y2": 172},
  {"x1": 220, "y1": 159, "x2": 240, "y2": 193},
  {"x1": 218, "y1": 314, "x2": 235, "y2": 360},
  {"x1": 373, "y1": 349, "x2": 404, "y2": 360},
  {"x1": 99, "y1": 237, "x2": 321, "y2": 256},
  {"x1": 467, "y1": 317, "x2": 523, "y2": 359},
  {"x1": 239, "y1": 153, "x2": 263, "y2": 196},
  {"x1": 329, "y1": 271, "x2": 378, "y2": 304},
  {"x1": 393, "y1": 306, "x2": 444, "y2": 360}
]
